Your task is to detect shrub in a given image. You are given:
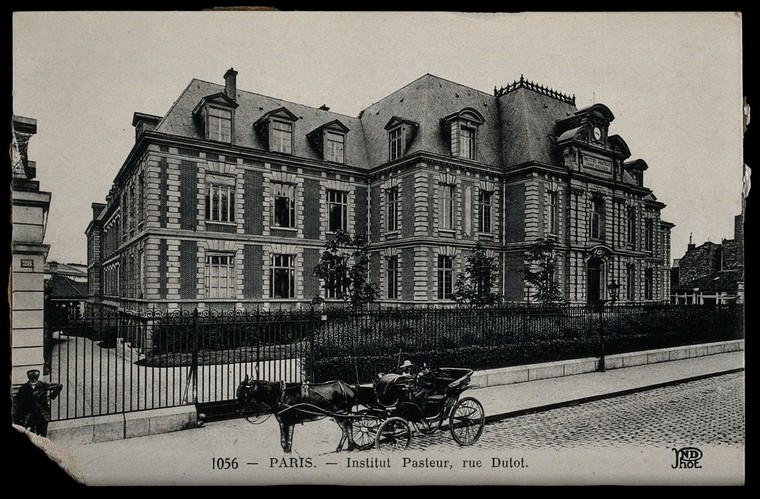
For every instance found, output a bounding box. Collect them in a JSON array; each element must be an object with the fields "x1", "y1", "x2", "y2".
[{"x1": 149, "y1": 311, "x2": 319, "y2": 354}]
